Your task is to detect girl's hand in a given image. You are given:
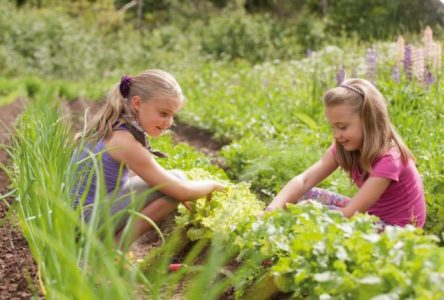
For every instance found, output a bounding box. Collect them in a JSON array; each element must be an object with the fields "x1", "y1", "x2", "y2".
[
  {"x1": 258, "y1": 205, "x2": 277, "y2": 218},
  {"x1": 264, "y1": 205, "x2": 276, "y2": 212},
  {"x1": 183, "y1": 181, "x2": 226, "y2": 210},
  {"x1": 264, "y1": 201, "x2": 284, "y2": 212},
  {"x1": 182, "y1": 201, "x2": 192, "y2": 211},
  {"x1": 213, "y1": 181, "x2": 226, "y2": 191},
  {"x1": 206, "y1": 181, "x2": 226, "y2": 201}
]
